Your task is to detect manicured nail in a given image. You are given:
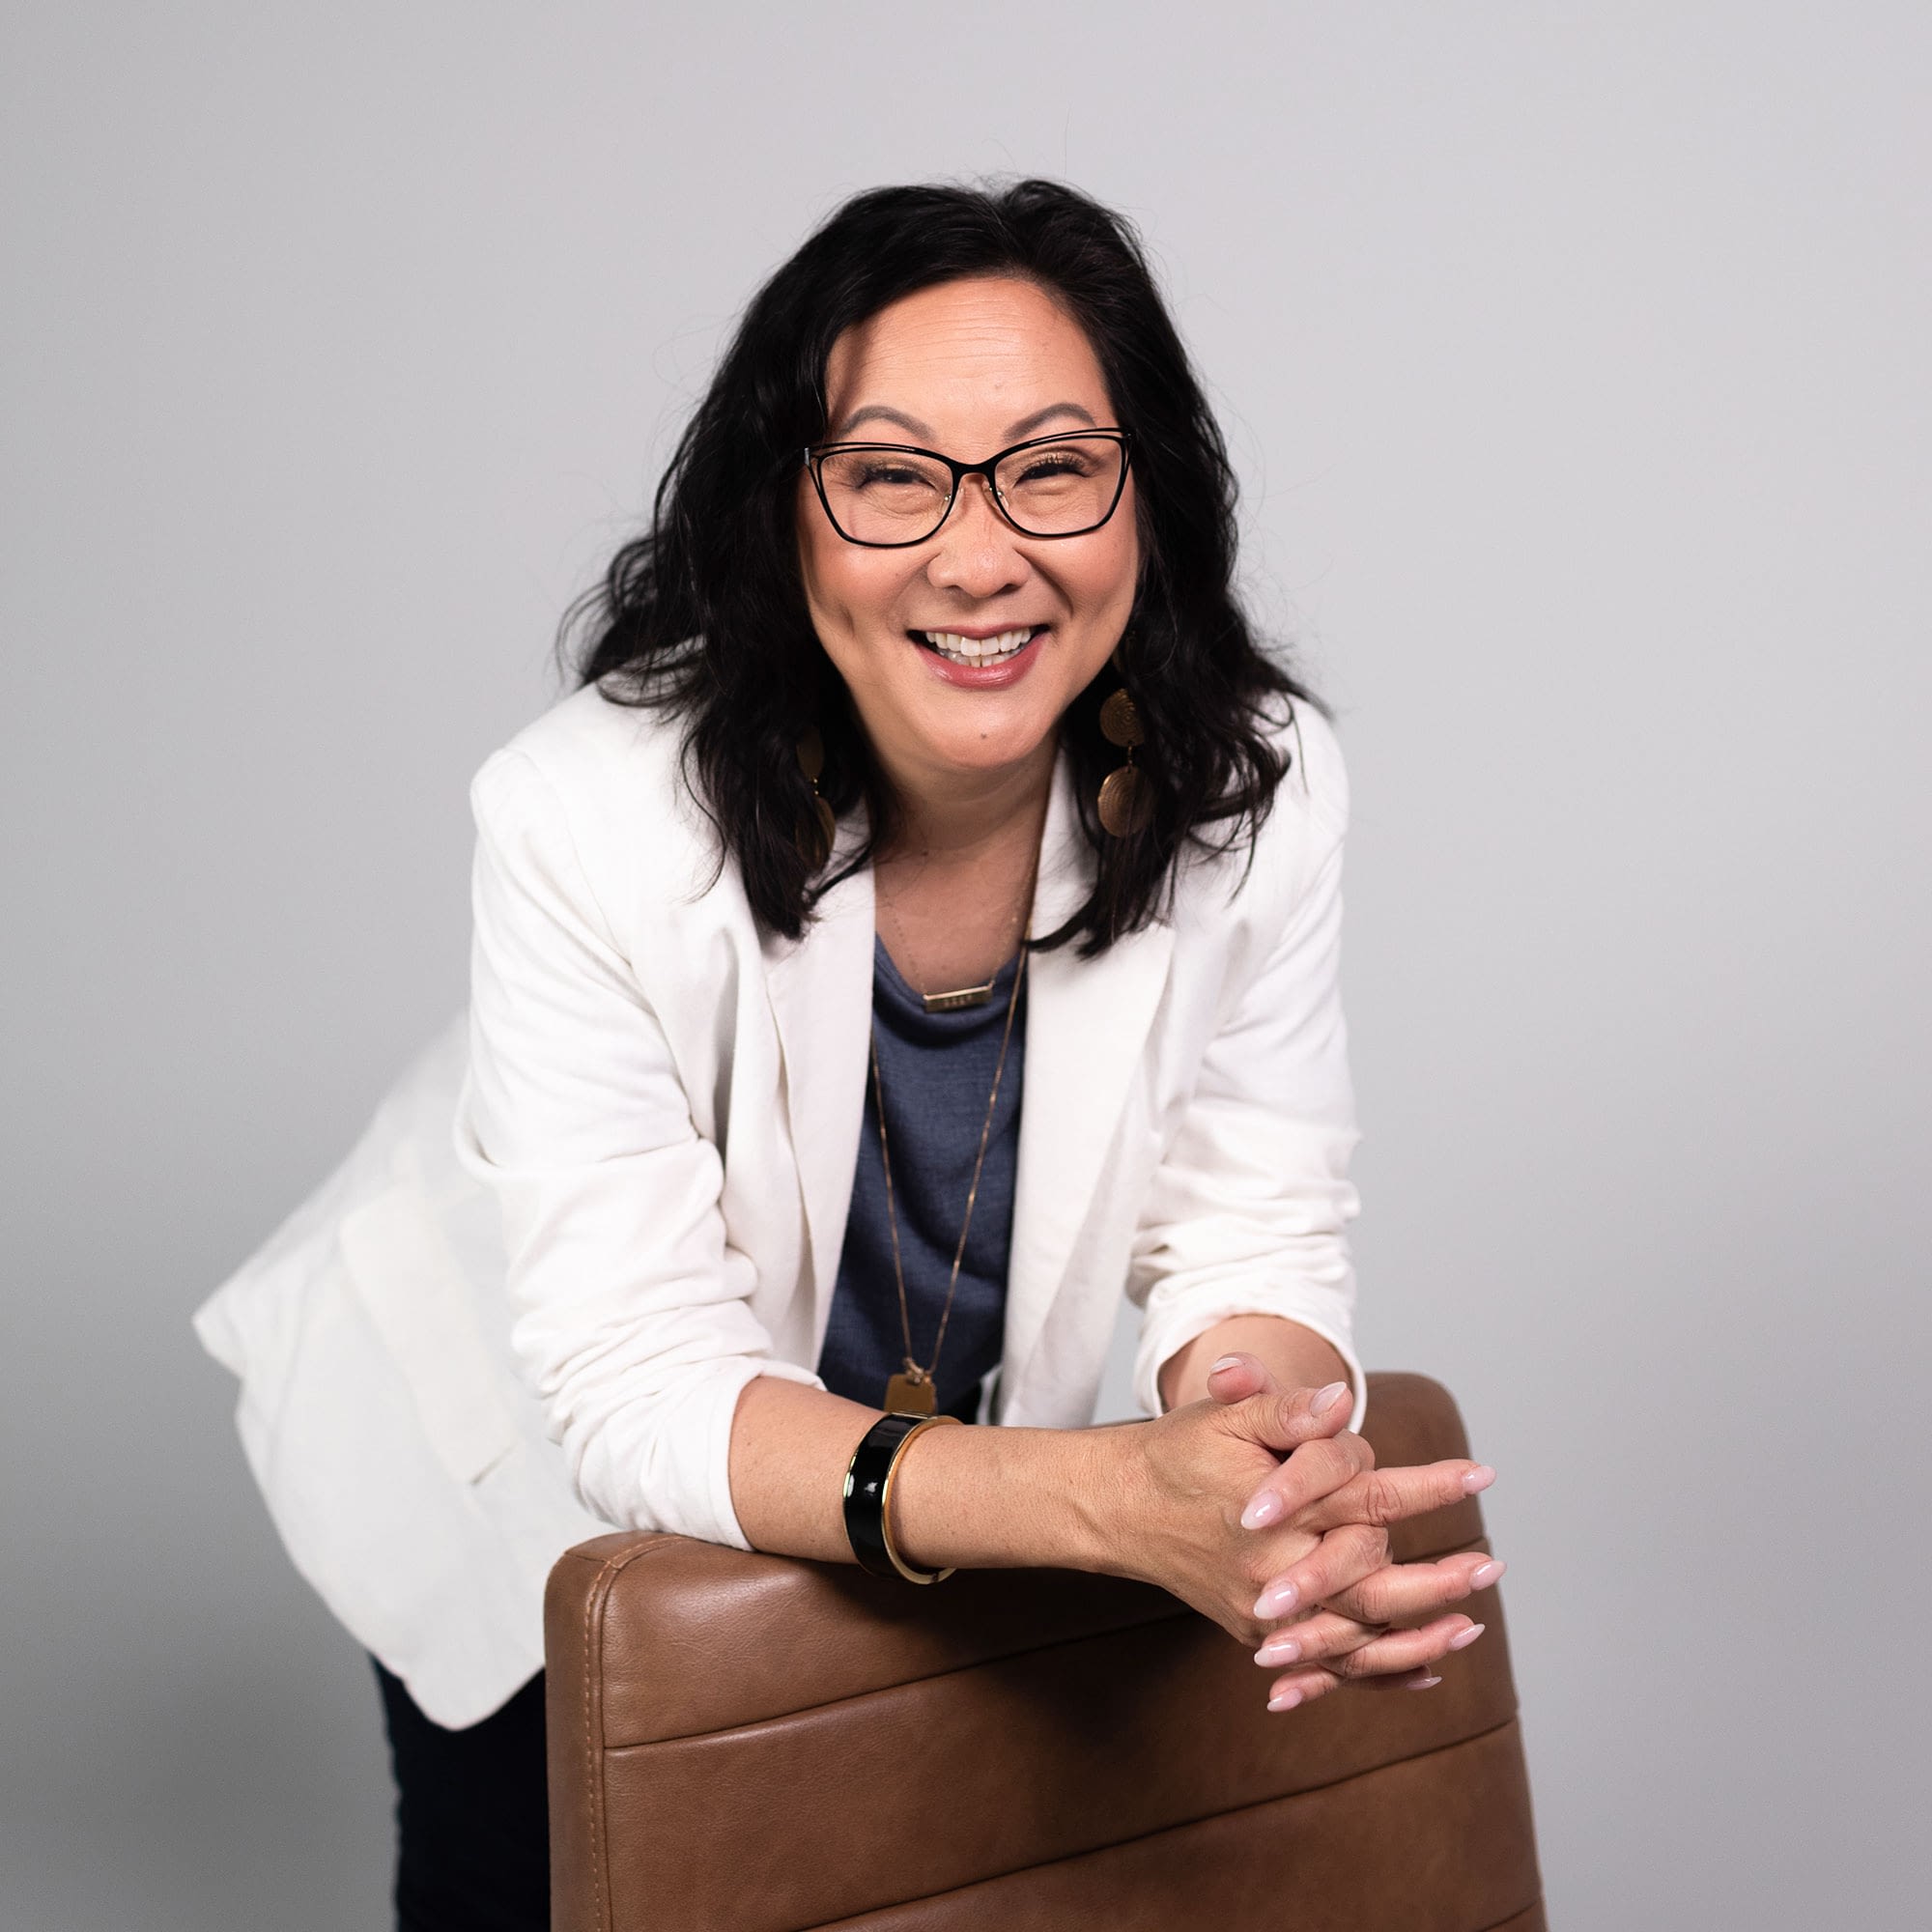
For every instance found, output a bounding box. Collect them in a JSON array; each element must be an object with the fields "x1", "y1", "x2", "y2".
[
  {"x1": 1267, "y1": 1687, "x2": 1303, "y2": 1712},
  {"x1": 1312, "y1": 1380, "x2": 1350, "y2": 1415},
  {"x1": 1209, "y1": 1354, "x2": 1243, "y2": 1375},
  {"x1": 1407, "y1": 1674, "x2": 1443, "y2": 1690},
  {"x1": 1462, "y1": 1465, "x2": 1496, "y2": 1495},
  {"x1": 1448, "y1": 1623, "x2": 1487, "y2": 1651},
  {"x1": 1255, "y1": 1633, "x2": 1301, "y2": 1666},
  {"x1": 1253, "y1": 1579, "x2": 1299, "y2": 1619},
  {"x1": 1240, "y1": 1490, "x2": 1284, "y2": 1530},
  {"x1": 1470, "y1": 1560, "x2": 1506, "y2": 1590}
]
